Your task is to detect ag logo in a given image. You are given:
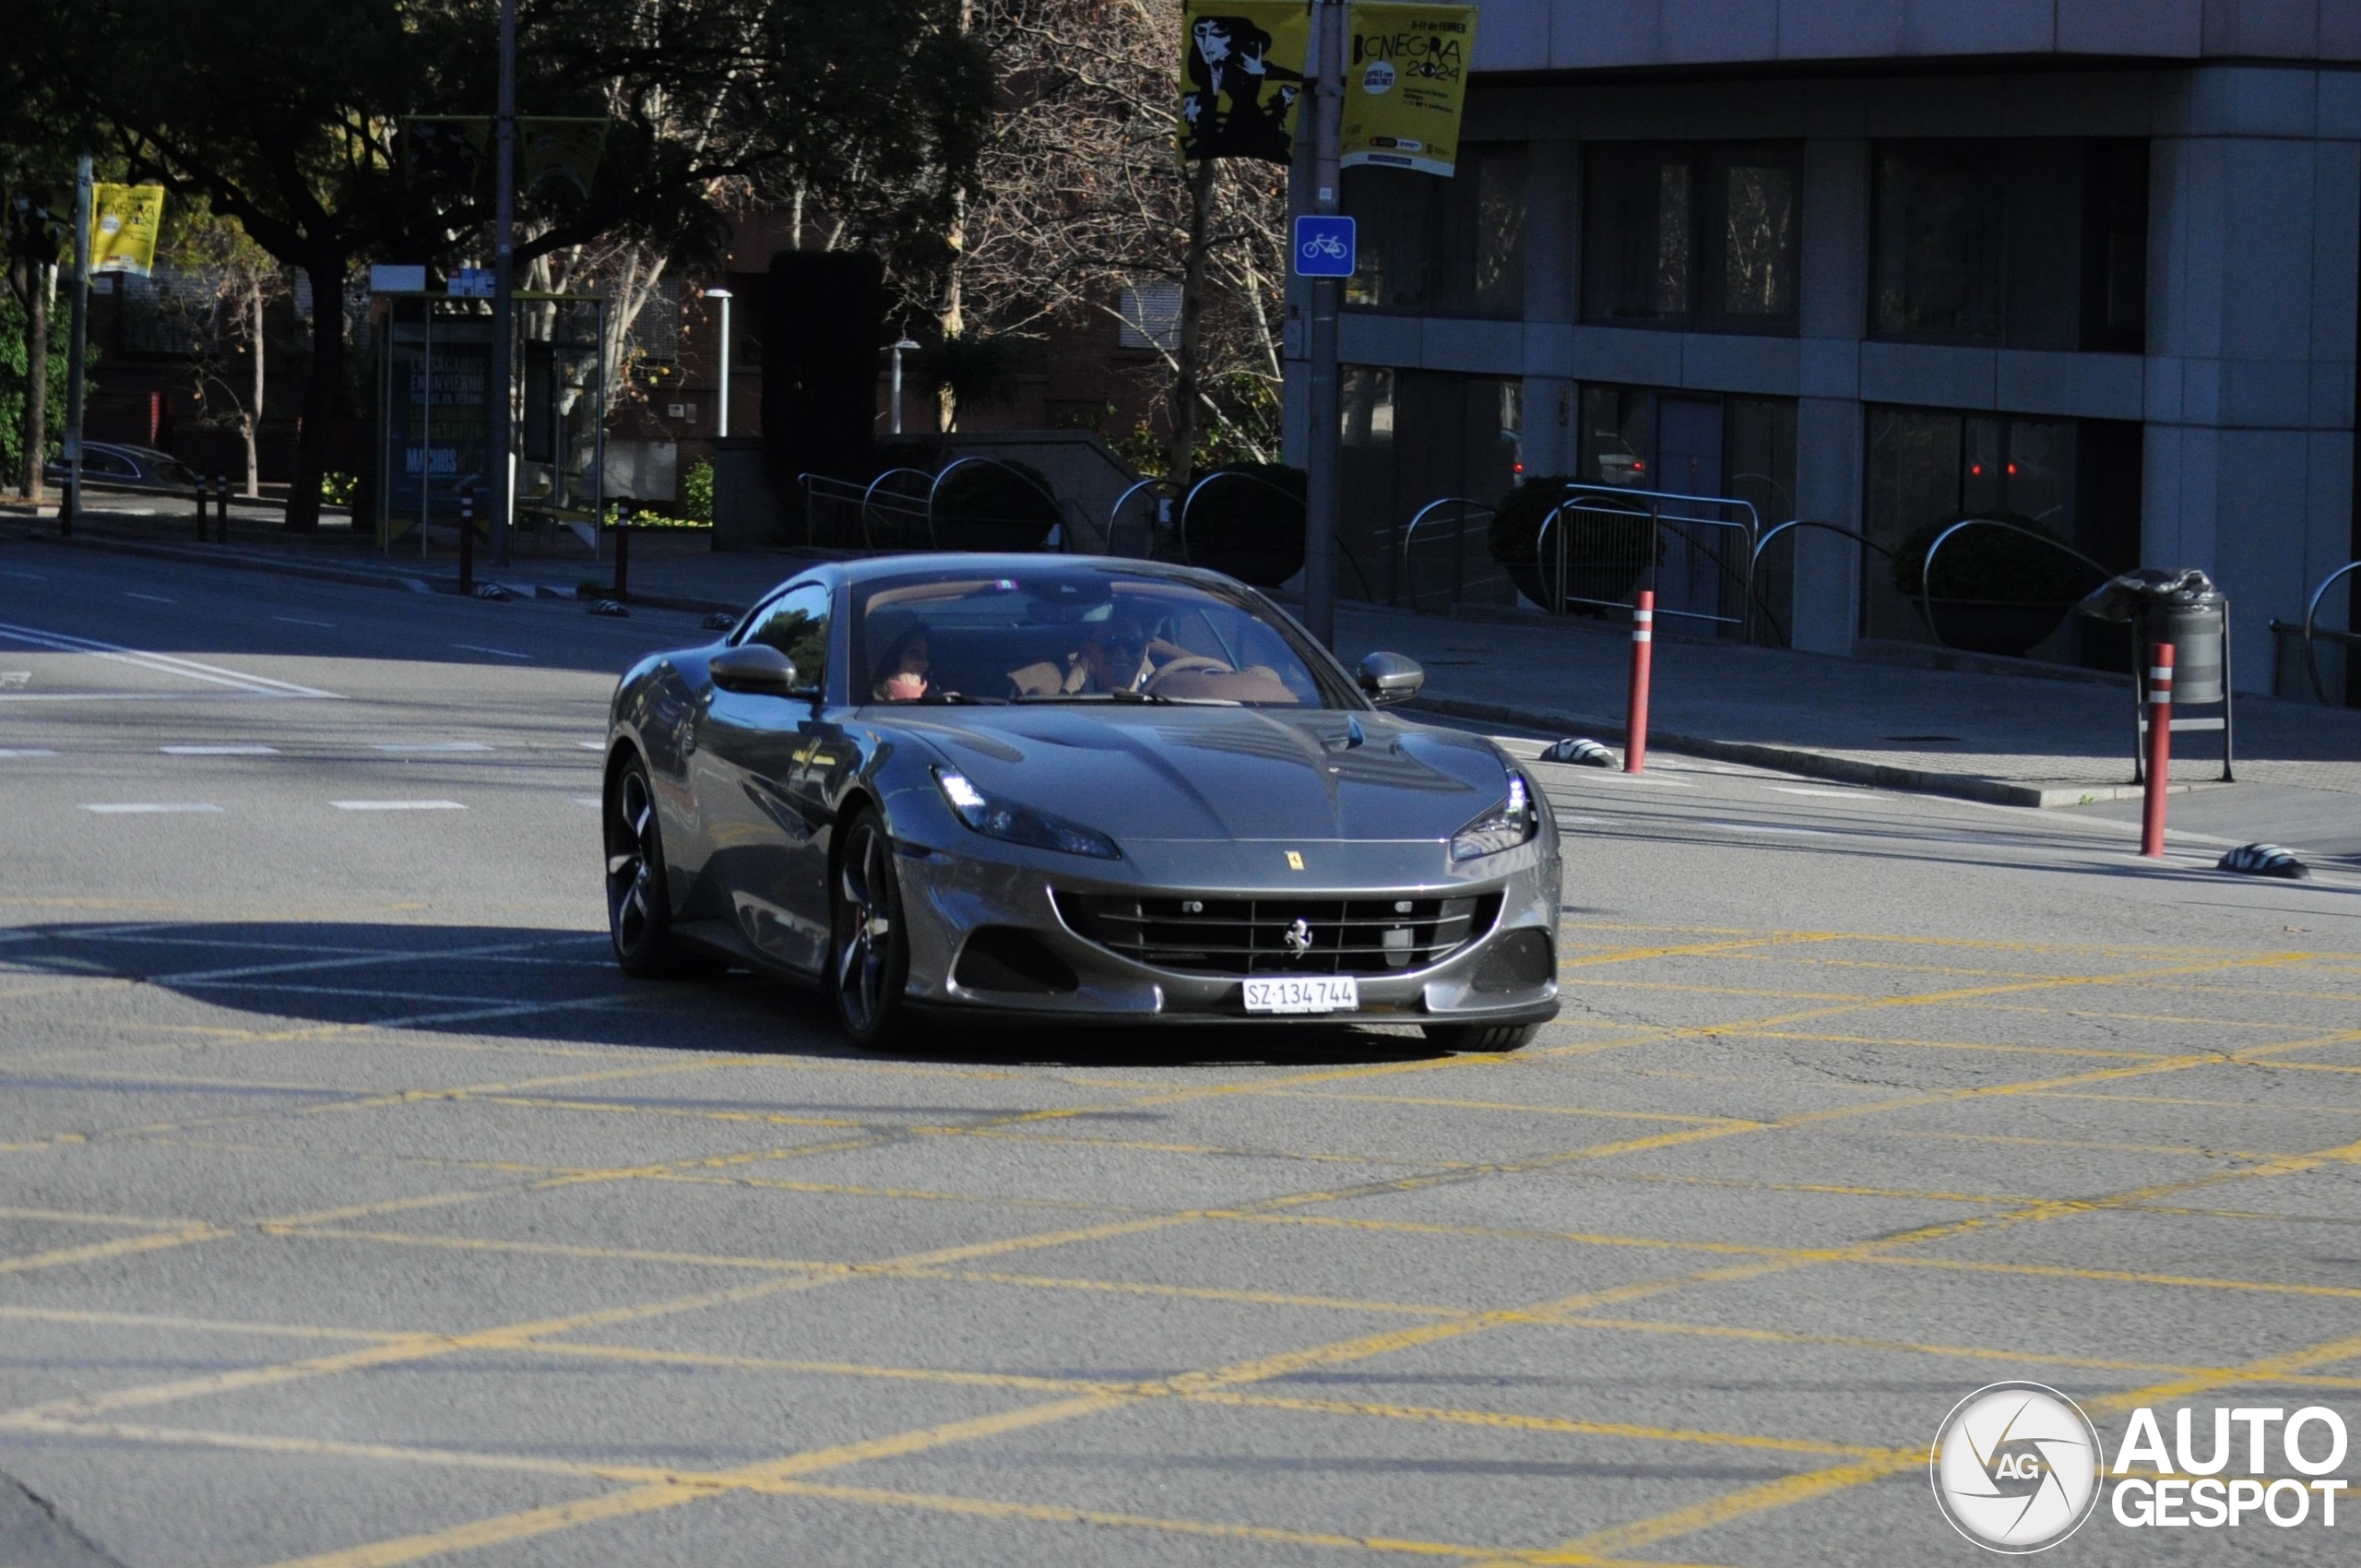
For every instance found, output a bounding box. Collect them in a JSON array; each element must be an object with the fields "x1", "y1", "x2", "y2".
[{"x1": 1930, "y1": 1383, "x2": 2102, "y2": 1552}]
